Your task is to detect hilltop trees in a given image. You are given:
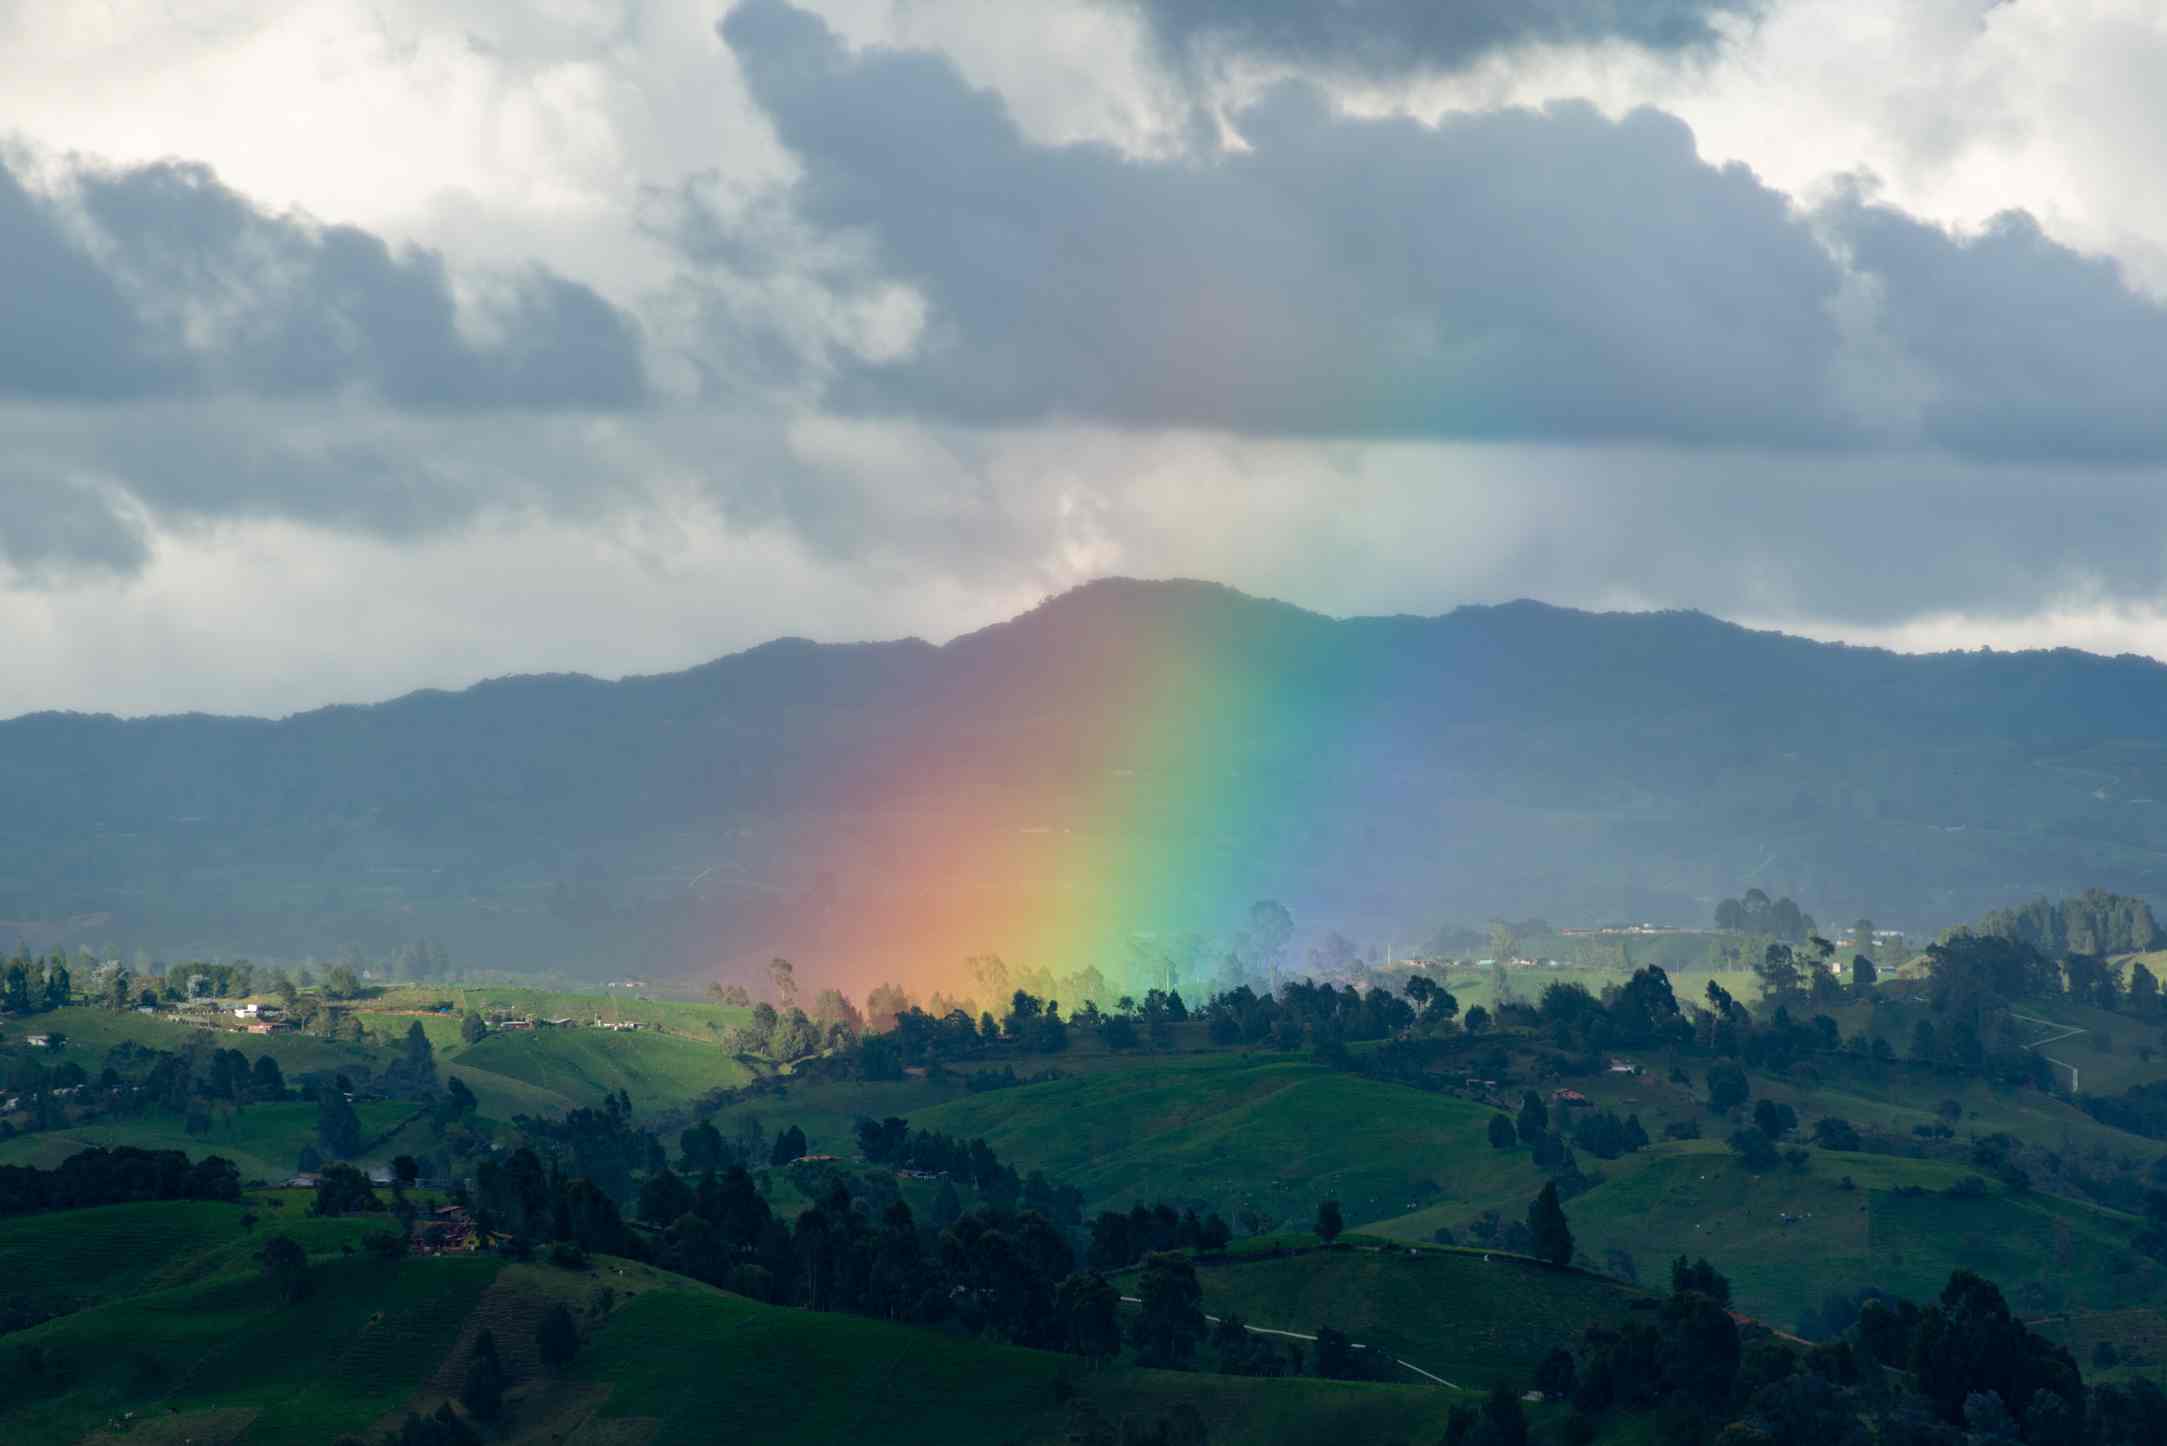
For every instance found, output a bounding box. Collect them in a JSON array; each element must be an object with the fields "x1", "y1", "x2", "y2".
[
  {"x1": 1130, "y1": 1252, "x2": 1207, "y2": 1368},
  {"x1": 1714, "y1": 889, "x2": 1814, "y2": 942},
  {"x1": 1527, "y1": 1182, "x2": 1573, "y2": 1266},
  {"x1": 1055, "y1": 1271, "x2": 1122, "y2": 1364},
  {"x1": 261, "y1": 1234, "x2": 310, "y2": 1303},
  {"x1": 317, "y1": 1085, "x2": 363, "y2": 1158},
  {"x1": 1315, "y1": 1199, "x2": 1344, "y2": 1245},
  {"x1": 1979, "y1": 889, "x2": 2159, "y2": 957}
]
